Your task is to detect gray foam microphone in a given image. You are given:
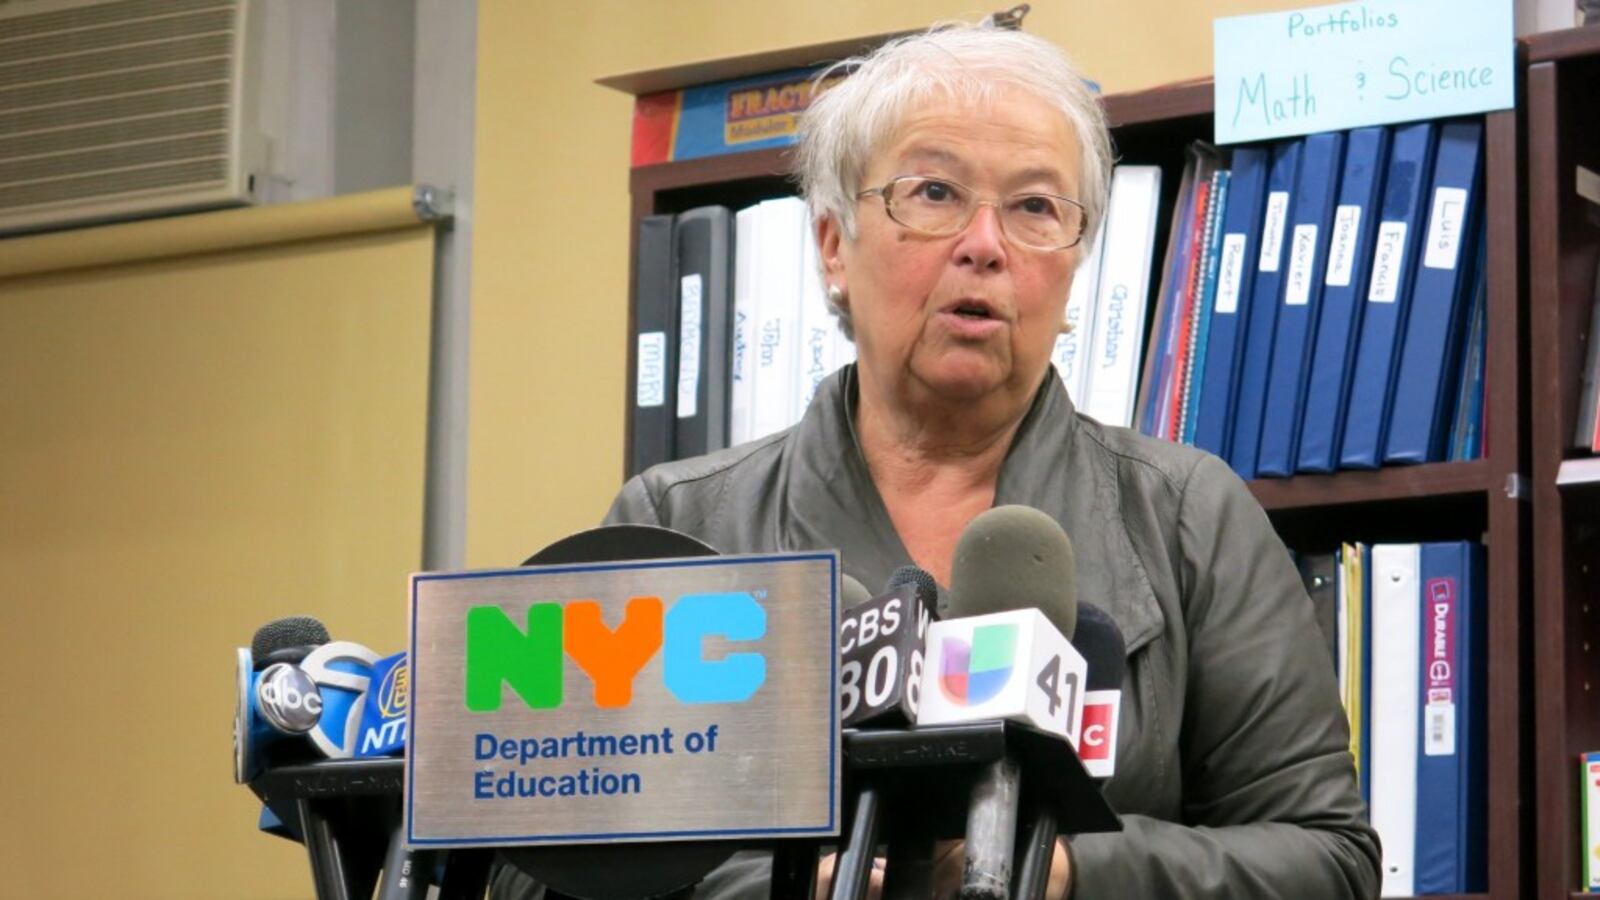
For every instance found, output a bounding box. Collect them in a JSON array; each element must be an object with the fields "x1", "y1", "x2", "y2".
[
  {"x1": 948, "y1": 504, "x2": 1078, "y2": 638},
  {"x1": 841, "y1": 573, "x2": 874, "y2": 610},
  {"x1": 946, "y1": 505, "x2": 1080, "y2": 900}
]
